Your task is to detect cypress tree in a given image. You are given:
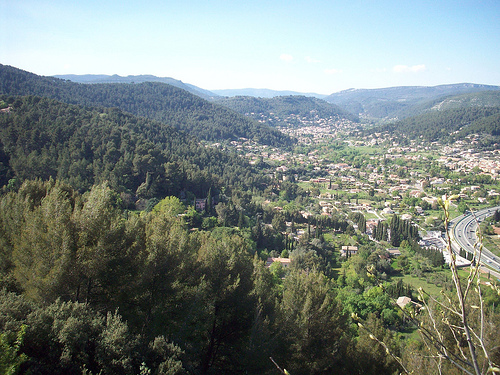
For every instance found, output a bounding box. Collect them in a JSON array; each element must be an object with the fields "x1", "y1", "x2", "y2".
[
  {"x1": 206, "y1": 187, "x2": 213, "y2": 215},
  {"x1": 238, "y1": 210, "x2": 244, "y2": 228}
]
